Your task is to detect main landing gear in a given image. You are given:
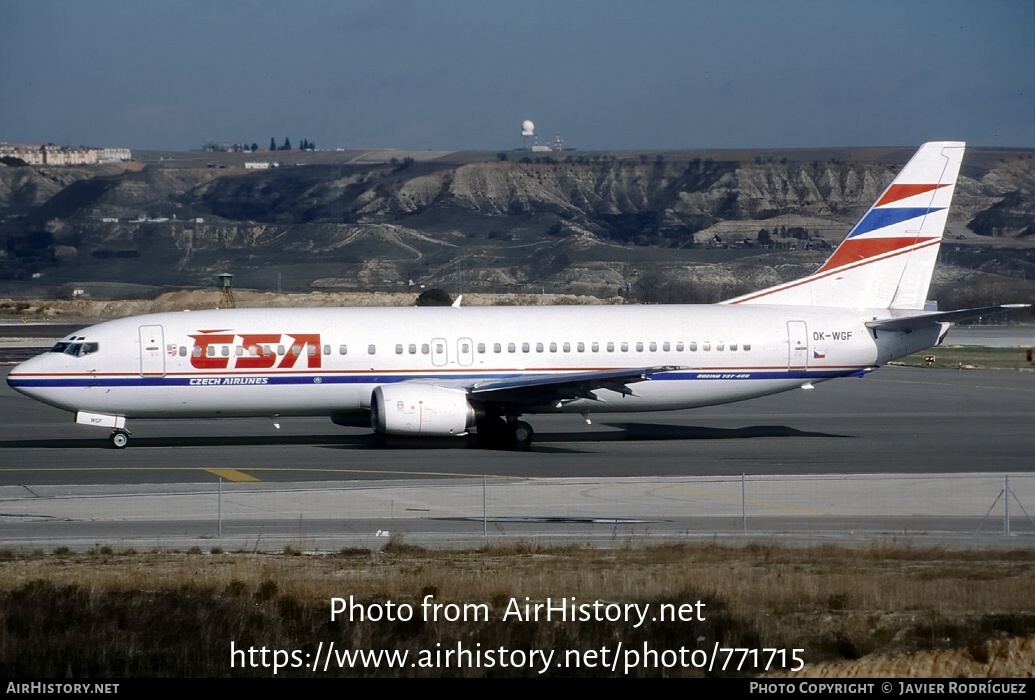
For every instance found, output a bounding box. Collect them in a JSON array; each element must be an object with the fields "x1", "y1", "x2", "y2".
[
  {"x1": 109, "y1": 429, "x2": 130, "y2": 449},
  {"x1": 476, "y1": 417, "x2": 534, "y2": 451},
  {"x1": 511, "y1": 420, "x2": 534, "y2": 451}
]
